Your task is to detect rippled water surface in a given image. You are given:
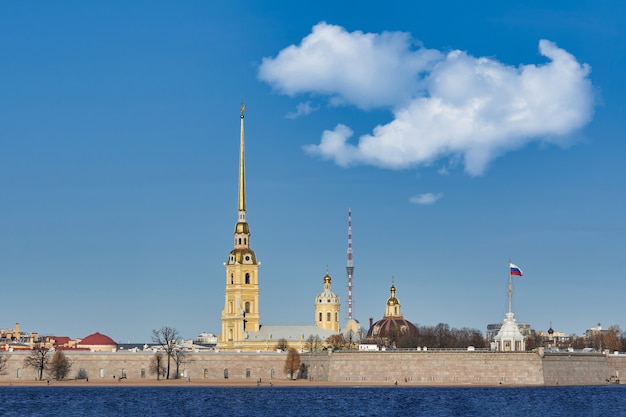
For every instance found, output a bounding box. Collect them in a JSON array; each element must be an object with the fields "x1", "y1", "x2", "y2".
[{"x1": 1, "y1": 385, "x2": 625, "y2": 416}]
